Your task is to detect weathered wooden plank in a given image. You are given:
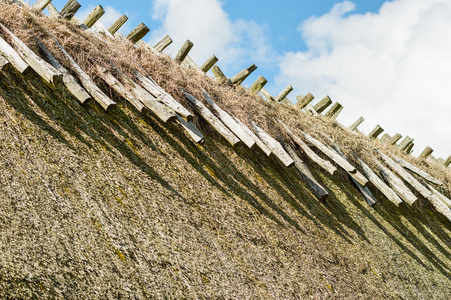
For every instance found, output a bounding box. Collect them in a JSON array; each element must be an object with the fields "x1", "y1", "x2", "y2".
[
  {"x1": 37, "y1": 38, "x2": 91, "y2": 104},
  {"x1": 296, "y1": 93, "x2": 314, "y2": 110},
  {"x1": 376, "y1": 160, "x2": 417, "y2": 205},
  {"x1": 274, "y1": 85, "x2": 293, "y2": 102},
  {"x1": 175, "y1": 40, "x2": 193, "y2": 64},
  {"x1": 349, "y1": 116, "x2": 364, "y2": 131},
  {"x1": 380, "y1": 133, "x2": 391, "y2": 144},
  {"x1": 444, "y1": 155, "x2": 451, "y2": 167},
  {"x1": 211, "y1": 65, "x2": 230, "y2": 85},
  {"x1": 419, "y1": 146, "x2": 433, "y2": 160},
  {"x1": 232, "y1": 116, "x2": 271, "y2": 156},
  {"x1": 60, "y1": 0, "x2": 81, "y2": 19},
  {"x1": 277, "y1": 120, "x2": 336, "y2": 175},
  {"x1": 135, "y1": 40, "x2": 161, "y2": 56},
  {"x1": 134, "y1": 71, "x2": 193, "y2": 121},
  {"x1": 282, "y1": 141, "x2": 329, "y2": 200},
  {"x1": 176, "y1": 114, "x2": 204, "y2": 144},
  {"x1": 0, "y1": 54, "x2": 10, "y2": 70},
  {"x1": 355, "y1": 154, "x2": 402, "y2": 206},
  {"x1": 427, "y1": 193, "x2": 451, "y2": 222},
  {"x1": 332, "y1": 145, "x2": 369, "y2": 187},
  {"x1": 324, "y1": 102, "x2": 343, "y2": 120},
  {"x1": 388, "y1": 133, "x2": 402, "y2": 145},
  {"x1": 126, "y1": 23, "x2": 149, "y2": 44},
  {"x1": 82, "y1": 5, "x2": 105, "y2": 28},
  {"x1": 184, "y1": 91, "x2": 240, "y2": 146},
  {"x1": 304, "y1": 103, "x2": 319, "y2": 115},
  {"x1": 313, "y1": 96, "x2": 332, "y2": 113},
  {"x1": 182, "y1": 55, "x2": 202, "y2": 72},
  {"x1": 32, "y1": 0, "x2": 52, "y2": 13},
  {"x1": 203, "y1": 91, "x2": 255, "y2": 148},
  {"x1": 108, "y1": 15, "x2": 128, "y2": 35},
  {"x1": 153, "y1": 35, "x2": 172, "y2": 52},
  {"x1": 0, "y1": 34, "x2": 29, "y2": 74},
  {"x1": 249, "y1": 76, "x2": 267, "y2": 94},
  {"x1": 47, "y1": 3, "x2": 61, "y2": 18},
  {"x1": 427, "y1": 184, "x2": 451, "y2": 208},
  {"x1": 200, "y1": 54, "x2": 218, "y2": 73},
  {"x1": 391, "y1": 156, "x2": 443, "y2": 186},
  {"x1": 260, "y1": 87, "x2": 275, "y2": 102},
  {"x1": 405, "y1": 142, "x2": 414, "y2": 154},
  {"x1": 92, "y1": 21, "x2": 115, "y2": 38},
  {"x1": 398, "y1": 136, "x2": 413, "y2": 151},
  {"x1": 54, "y1": 39, "x2": 115, "y2": 111},
  {"x1": 229, "y1": 64, "x2": 256, "y2": 85},
  {"x1": 0, "y1": 23, "x2": 62, "y2": 85},
  {"x1": 249, "y1": 121, "x2": 294, "y2": 167},
  {"x1": 368, "y1": 125, "x2": 384, "y2": 140}
]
